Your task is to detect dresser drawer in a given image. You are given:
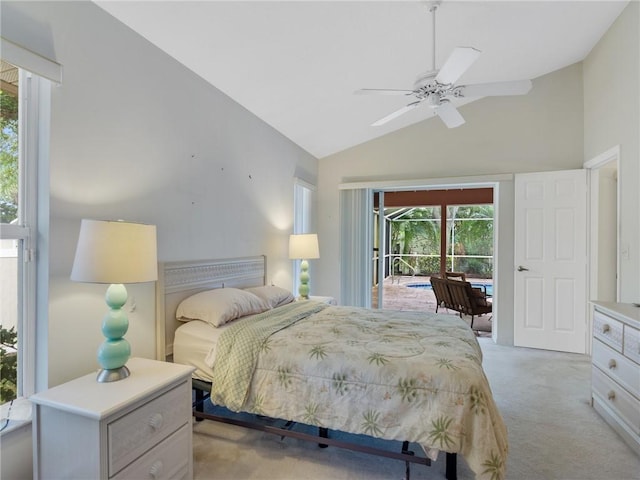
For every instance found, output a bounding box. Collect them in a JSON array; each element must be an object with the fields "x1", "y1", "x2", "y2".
[
  {"x1": 108, "y1": 380, "x2": 191, "y2": 476},
  {"x1": 593, "y1": 339, "x2": 640, "y2": 397},
  {"x1": 593, "y1": 310, "x2": 624, "y2": 352},
  {"x1": 623, "y1": 324, "x2": 640, "y2": 364},
  {"x1": 112, "y1": 424, "x2": 191, "y2": 480},
  {"x1": 592, "y1": 367, "x2": 640, "y2": 435}
]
